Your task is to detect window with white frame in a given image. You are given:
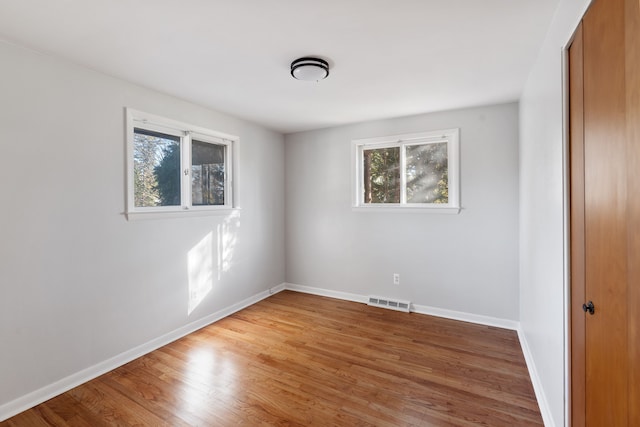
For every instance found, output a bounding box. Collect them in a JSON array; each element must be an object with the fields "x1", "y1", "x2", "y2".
[
  {"x1": 352, "y1": 128, "x2": 460, "y2": 213},
  {"x1": 126, "y1": 109, "x2": 237, "y2": 219}
]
